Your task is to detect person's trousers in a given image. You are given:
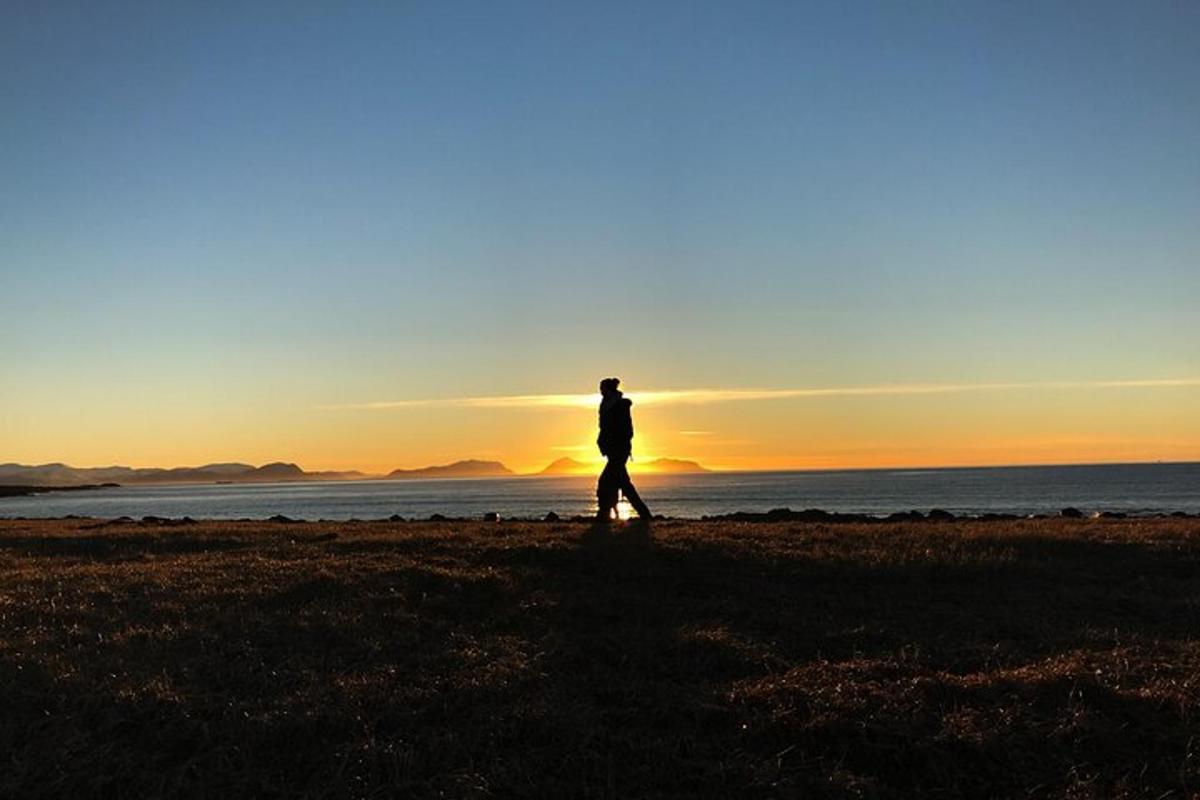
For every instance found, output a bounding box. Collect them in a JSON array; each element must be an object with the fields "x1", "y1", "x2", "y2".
[{"x1": 597, "y1": 456, "x2": 651, "y2": 519}]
